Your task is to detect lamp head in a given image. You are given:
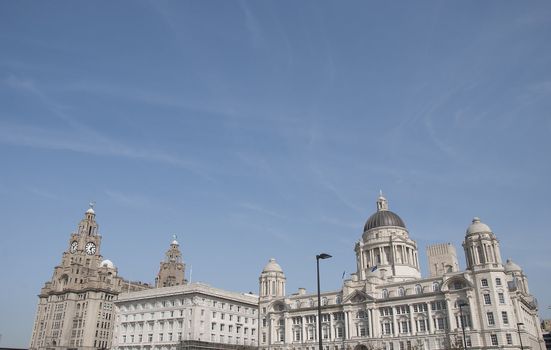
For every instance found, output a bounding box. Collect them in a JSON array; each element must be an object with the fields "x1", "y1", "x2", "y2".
[{"x1": 317, "y1": 253, "x2": 332, "y2": 260}]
